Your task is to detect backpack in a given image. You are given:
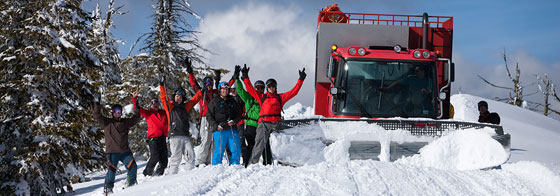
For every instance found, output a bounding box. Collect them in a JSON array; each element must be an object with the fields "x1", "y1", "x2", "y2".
[{"x1": 259, "y1": 93, "x2": 284, "y2": 119}]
